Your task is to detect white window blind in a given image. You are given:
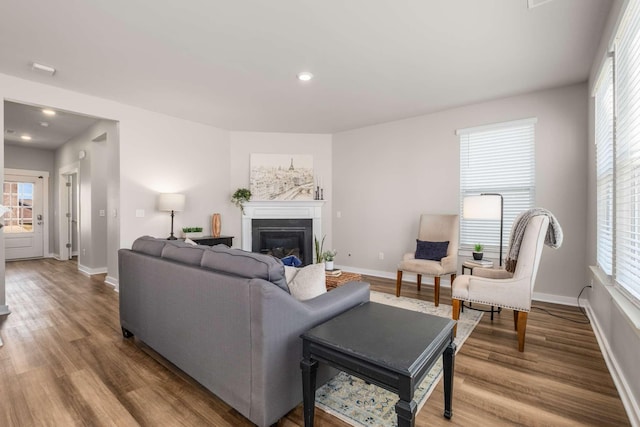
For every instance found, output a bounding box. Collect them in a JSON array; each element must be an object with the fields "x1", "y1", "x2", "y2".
[
  {"x1": 595, "y1": 56, "x2": 614, "y2": 276},
  {"x1": 615, "y1": 0, "x2": 640, "y2": 300},
  {"x1": 458, "y1": 118, "x2": 536, "y2": 254}
]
